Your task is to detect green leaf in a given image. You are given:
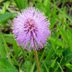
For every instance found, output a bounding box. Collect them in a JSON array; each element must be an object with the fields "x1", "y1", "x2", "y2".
[
  {"x1": 43, "y1": 62, "x2": 49, "y2": 72},
  {"x1": 0, "y1": 0, "x2": 3, "y2": 3},
  {"x1": 0, "y1": 12, "x2": 16, "y2": 23},
  {"x1": 65, "y1": 63, "x2": 72, "y2": 70},
  {"x1": 0, "y1": 58, "x2": 18, "y2": 72},
  {"x1": 0, "y1": 1, "x2": 10, "y2": 14},
  {"x1": 30, "y1": 63, "x2": 35, "y2": 72},
  {"x1": 0, "y1": 33, "x2": 9, "y2": 58},
  {"x1": 21, "y1": 61, "x2": 32, "y2": 72},
  {"x1": 0, "y1": 37, "x2": 7, "y2": 58},
  {"x1": 60, "y1": 28, "x2": 72, "y2": 51},
  {"x1": 50, "y1": 2, "x2": 57, "y2": 29},
  {"x1": 61, "y1": 48, "x2": 72, "y2": 65},
  {"x1": 14, "y1": 0, "x2": 28, "y2": 10},
  {"x1": 43, "y1": 0, "x2": 51, "y2": 17},
  {"x1": 3, "y1": 34, "x2": 21, "y2": 57},
  {"x1": 51, "y1": 58, "x2": 57, "y2": 68}
]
